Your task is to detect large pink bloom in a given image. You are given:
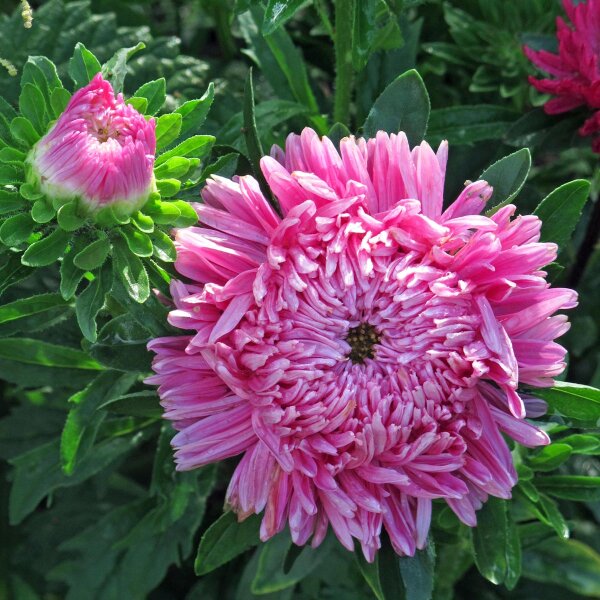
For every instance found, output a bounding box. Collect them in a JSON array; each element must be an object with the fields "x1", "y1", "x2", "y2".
[
  {"x1": 525, "y1": 0, "x2": 600, "y2": 152},
  {"x1": 147, "y1": 129, "x2": 576, "y2": 560},
  {"x1": 28, "y1": 73, "x2": 156, "y2": 213}
]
